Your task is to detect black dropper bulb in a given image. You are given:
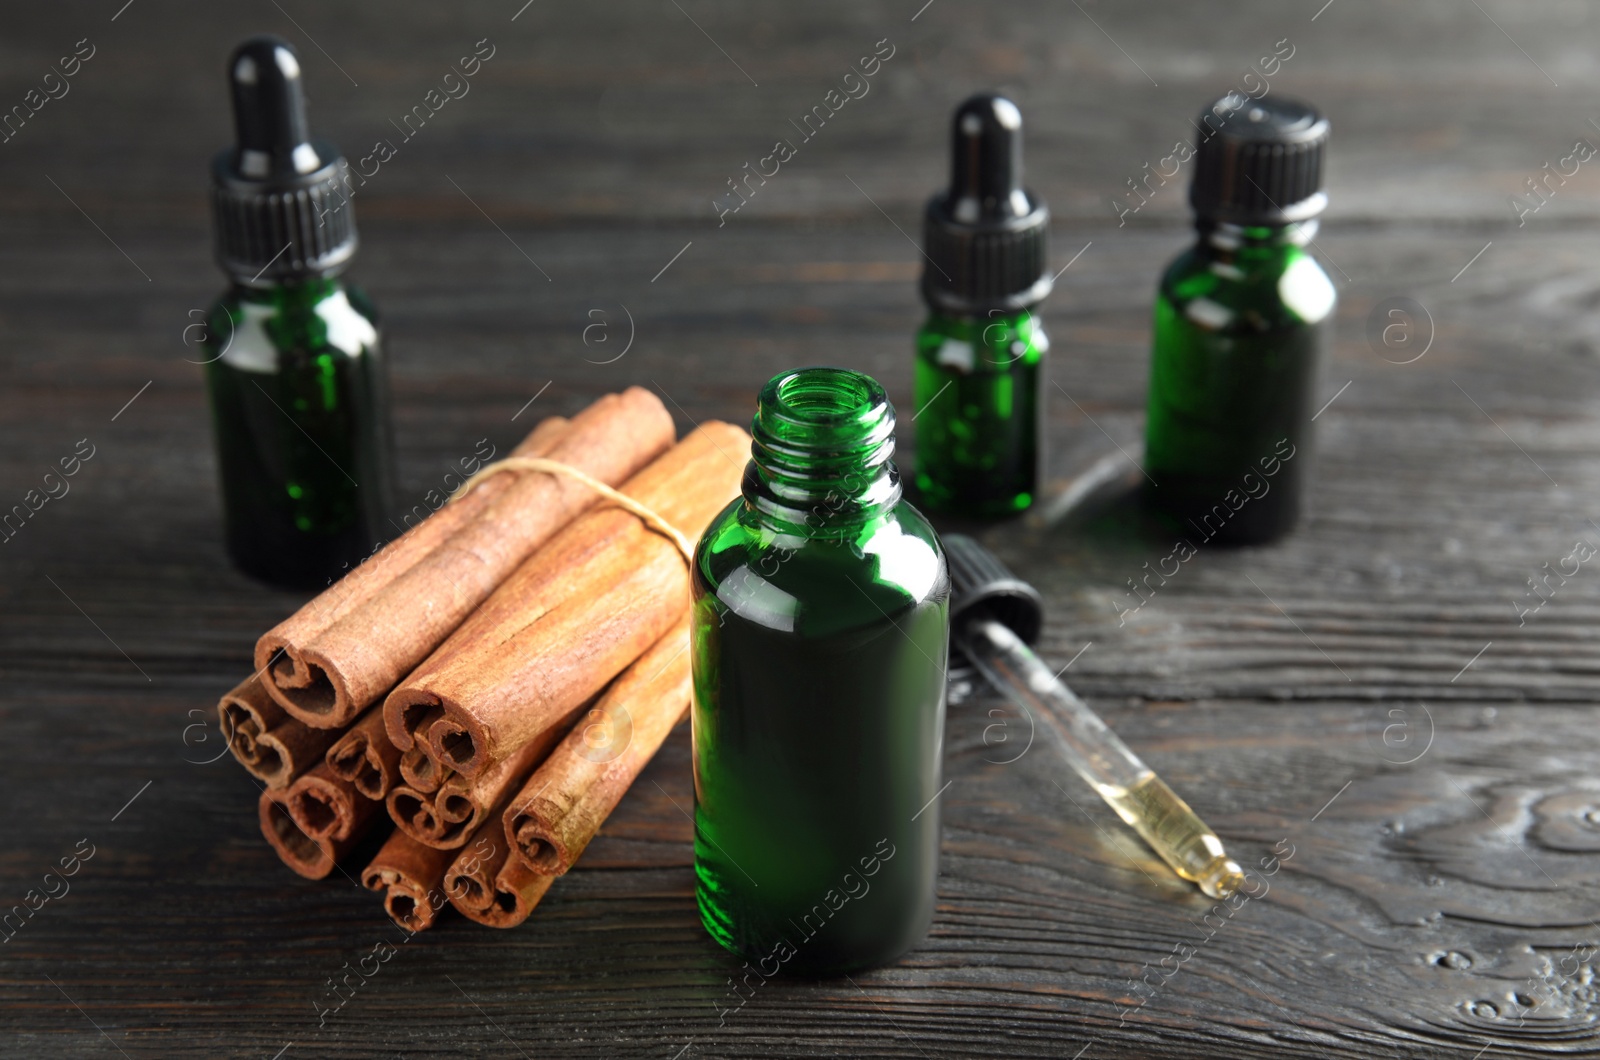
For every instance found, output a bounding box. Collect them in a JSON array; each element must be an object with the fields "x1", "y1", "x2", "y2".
[
  {"x1": 211, "y1": 35, "x2": 356, "y2": 284},
  {"x1": 228, "y1": 35, "x2": 319, "y2": 179},
  {"x1": 922, "y1": 93, "x2": 1050, "y2": 315},
  {"x1": 946, "y1": 94, "x2": 1030, "y2": 225}
]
